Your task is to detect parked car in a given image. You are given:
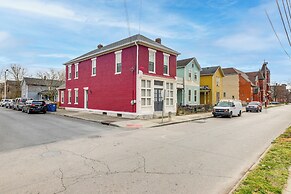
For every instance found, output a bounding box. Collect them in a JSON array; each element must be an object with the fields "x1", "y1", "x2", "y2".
[
  {"x1": 5, "y1": 99, "x2": 14, "y2": 109},
  {"x1": 212, "y1": 100, "x2": 243, "y2": 118},
  {"x1": 246, "y1": 101, "x2": 262, "y2": 112},
  {"x1": 22, "y1": 100, "x2": 47, "y2": 114},
  {"x1": 14, "y1": 98, "x2": 30, "y2": 111},
  {"x1": 0, "y1": 99, "x2": 10, "y2": 107}
]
